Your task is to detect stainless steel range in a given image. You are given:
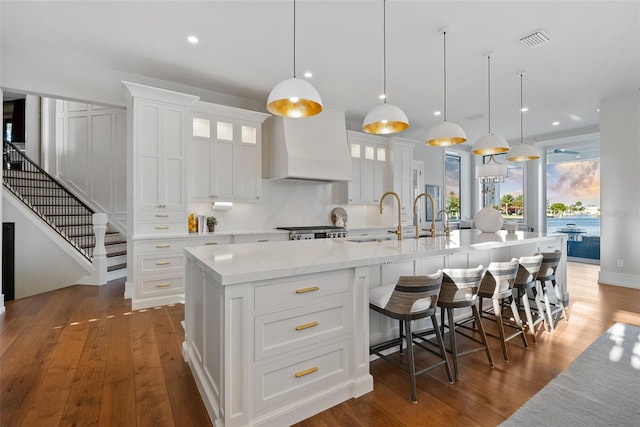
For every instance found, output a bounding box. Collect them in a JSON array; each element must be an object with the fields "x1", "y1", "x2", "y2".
[{"x1": 276, "y1": 226, "x2": 348, "y2": 240}]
